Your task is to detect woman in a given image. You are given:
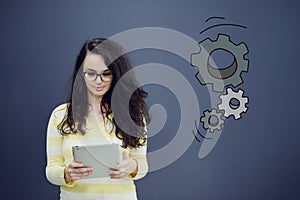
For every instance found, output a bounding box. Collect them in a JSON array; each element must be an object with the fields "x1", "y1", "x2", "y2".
[{"x1": 46, "y1": 38, "x2": 149, "y2": 200}]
